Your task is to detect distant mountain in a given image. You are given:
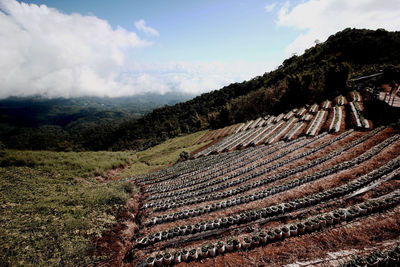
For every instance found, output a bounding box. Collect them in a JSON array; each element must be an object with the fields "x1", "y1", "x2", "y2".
[
  {"x1": 1, "y1": 28, "x2": 400, "y2": 151},
  {"x1": 0, "y1": 92, "x2": 194, "y2": 150}
]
